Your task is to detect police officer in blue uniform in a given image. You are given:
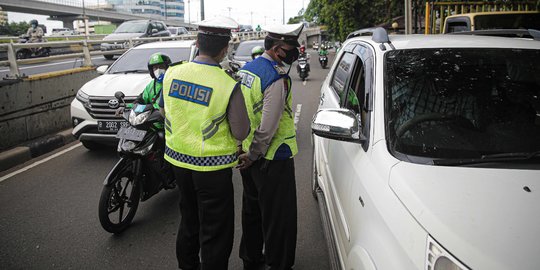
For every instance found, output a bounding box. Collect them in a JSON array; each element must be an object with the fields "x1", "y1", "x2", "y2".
[{"x1": 236, "y1": 23, "x2": 304, "y2": 270}]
